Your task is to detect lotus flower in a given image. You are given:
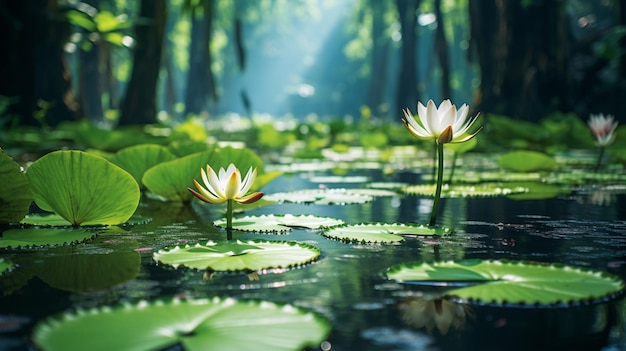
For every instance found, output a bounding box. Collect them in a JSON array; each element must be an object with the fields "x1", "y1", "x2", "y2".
[
  {"x1": 402, "y1": 99, "x2": 481, "y2": 144},
  {"x1": 588, "y1": 113, "x2": 618, "y2": 147},
  {"x1": 188, "y1": 164, "x2": 263, "y2": 231},
  {"x1": 401, "y1": 99, "x2": 482, "y2": 226},
  {"x1": 188, "y1": 164, "x2": 263, "y2": 205}
]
